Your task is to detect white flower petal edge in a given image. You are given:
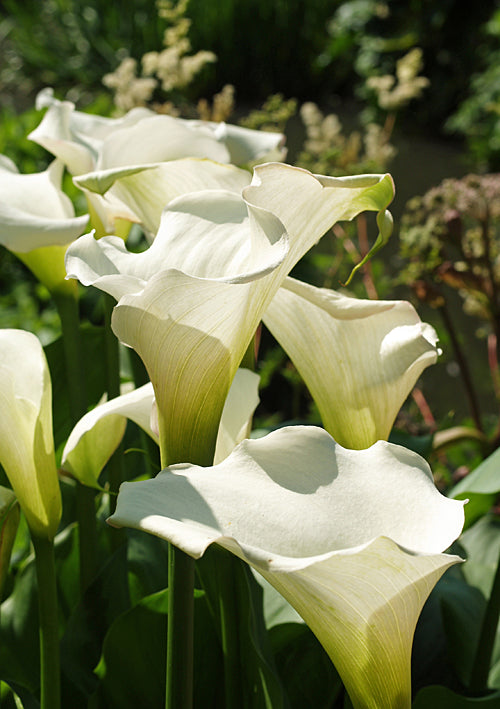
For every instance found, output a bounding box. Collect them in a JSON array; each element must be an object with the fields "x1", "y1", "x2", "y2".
[
  {"x1": 263, "y1": 277, "x2": 439, "y2": 448},
  {"x1": 29, "y1": 89, "x2": 285, "y2": 176},
  {"x1": 0, "y1": 158, "x2": 89, "y2": 252},
  {"x1": 60, "y1": 367, "x2": 259, "y2": 487},
  {"x1": 28, "y1": 88, "x2": 152, "y2": 175},
  {"x1": 74, "y1": 158, "x2": 252, "y2": 237},
  {"x1": 109, "y1": 425, "x2": 464, "y2": 709},
  {"x1": 61, "y1": 383, "x2": 157, "y2": 489},
  {"x1": 0, "y1": 330, "x2": 61, "y2": 539},
  {"x1": 214, "y1": 368, "x2": 260, "y2": 463}
]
